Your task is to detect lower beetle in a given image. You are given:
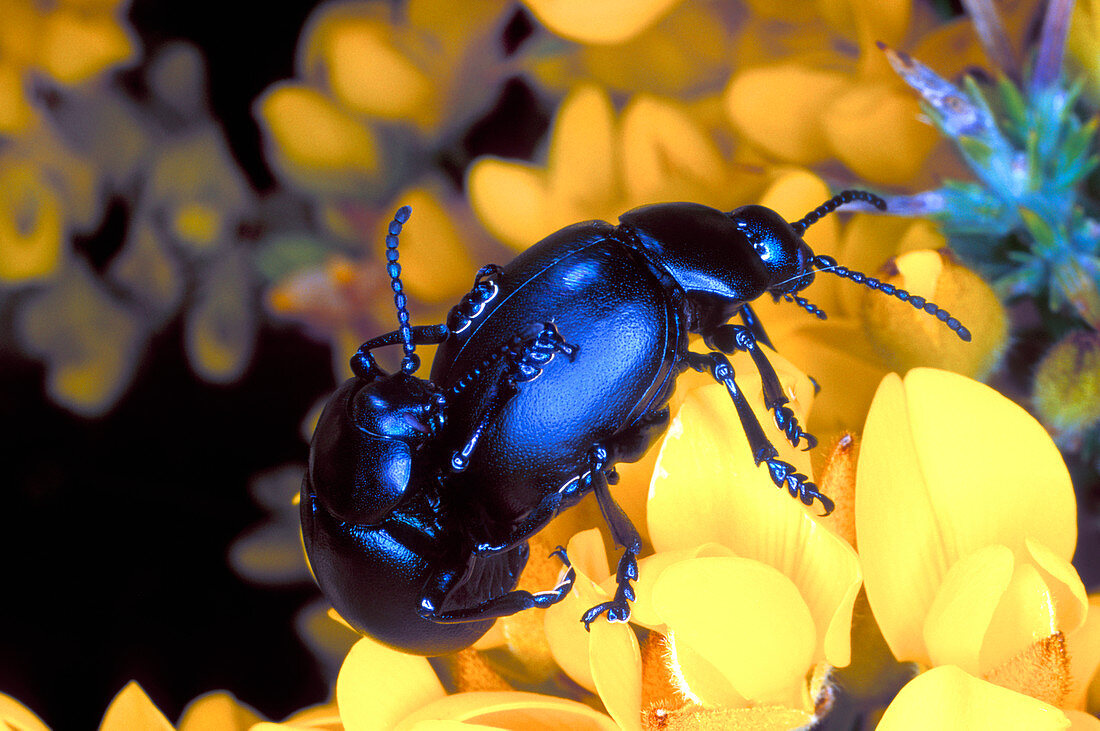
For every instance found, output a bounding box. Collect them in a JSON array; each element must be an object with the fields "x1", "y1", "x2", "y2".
[{"x1": 302, "y1": 192, "x2": 970, "y2": 655}]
